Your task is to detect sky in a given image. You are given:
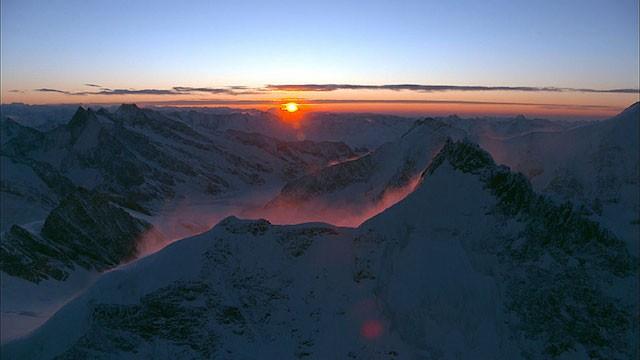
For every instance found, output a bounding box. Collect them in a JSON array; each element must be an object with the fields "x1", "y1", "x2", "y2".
[{"x1": 1, "y1": 0, "x2": 639, "y2": 118}]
